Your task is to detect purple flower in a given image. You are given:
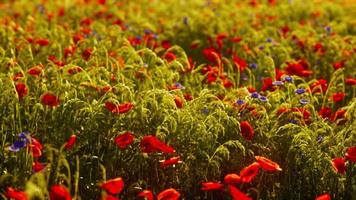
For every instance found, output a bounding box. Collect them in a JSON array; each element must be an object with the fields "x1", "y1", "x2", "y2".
[
  {"x1": 236, "y1": 99, "x2": 245, "y2": 105},
  {"x1": 259, "y1": 96, "x2": 268, "y2": 102},
  {"x1": 201, "y1": 108, "x2": 209, "y2": 115},
  {"x1": 8, "y1": 140, "x2": 26, "y2": 152},
  {"x1": 299, "y1": 99, "x2": 310, "y2": 105},
  {"x1": 174, "y1": 82, "x2": 185, "y2": 90},
  {"x1": 250, "y1": 92, "x2": 259, "y2": 98},
  {"x1": 266, "y1": 38, "x2": 273, "y2": 43},
  {"x1": 295, "y1": 88, "x2": 305, "y2": 94},
  {"x1": 288, "y1": 119, "x2": 298, "y2": 124},
  {"x1": 317, "y1": 135, "x2": 323, "y2": 143},
  {"x1": 283, "y1": 76, "x2": 293, "y2": 82},
  {"x1": 249, "y1": 63, "x2": 258, "y2": 69},
  {"x1": 324, "y1": 26, "x2": 331, "y2": 32},
  {"x1": 272, "y1": 81, "x2": 284, "y2": 86},
  {"x1": 258, "y1": 45, "x2": 265, "y2": 50},
  {"x1": 144, "y1": 29, "x2": 152, "y2": 34}
]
